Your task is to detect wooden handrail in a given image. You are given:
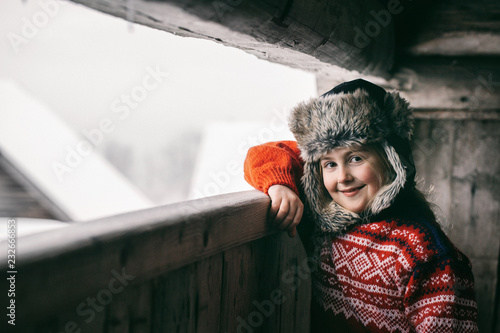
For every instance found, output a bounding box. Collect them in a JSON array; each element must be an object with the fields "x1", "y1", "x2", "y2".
[{"x1": 2, "y1": 190, "x2": 273, "y2": 323}]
